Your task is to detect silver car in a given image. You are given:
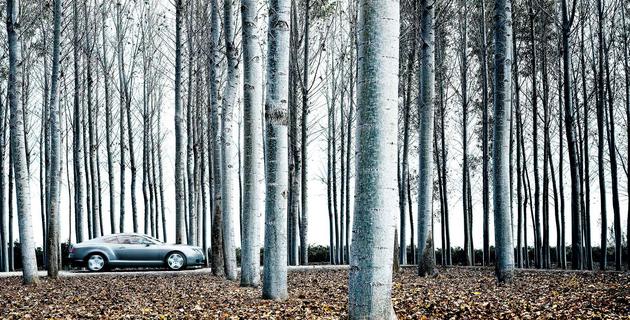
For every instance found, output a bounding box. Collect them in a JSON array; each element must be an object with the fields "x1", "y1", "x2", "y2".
[{"x1": 68, "y1": 233, "x2": 206, "y2": 272}]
